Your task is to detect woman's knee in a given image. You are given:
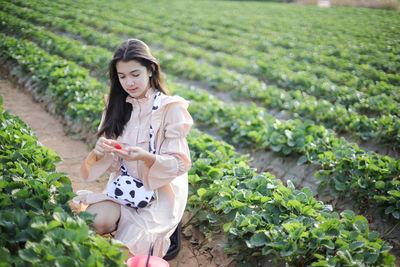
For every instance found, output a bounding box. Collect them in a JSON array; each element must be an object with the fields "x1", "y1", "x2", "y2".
[
  {"x1": 92, "y1": 219, "x2": 117, "y2": 235},
  {"x1": 85, "y1": 201, "x2": 121, "y2": 235}
]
